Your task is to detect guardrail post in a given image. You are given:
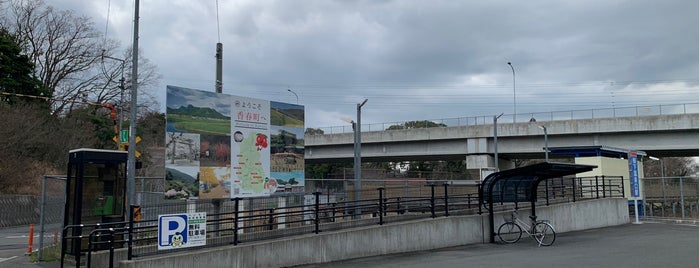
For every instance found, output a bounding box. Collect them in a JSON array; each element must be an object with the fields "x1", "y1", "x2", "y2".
[
  {"x1": 621, "y1": 178, "x2": 625, "y2": 198},
  {"x1": 87, "y1": 232, "x2": 94, "y2": 268},
  {"x1": 514, "y1": 182, "x2": 519, "y2": 209},
  {"x1": 268, "y1": 208, "x2": 275, "y2": 231},
  {"x1": 378, "y1": 188, "x2": 385, "y2": 225},
  {"x1": 560, "y1": 177, "x2": 565, "y2": 197},
  {"x1": 396, "y1": 197, "x2": 403, "y2": 214},
  {"x1": 107, "y1": 230, "x2": 115, "y2": 268},
  {"x1": 314, "y1": 192, "x2": 321, "y2": 234},
  {"x1": 443, "y1": 183, "x2": 450, "y2": 217},
  {"x1": 430, "y1": 184, "x2": 436, "y2": 218},
  {"x1": 602, "y1": 176, "x2": 607, "y2": 198},
  {"x1": 331, "y1": 203, "x2": 337, "y2": 221},
  {"x1": 545, "y1": 180, "x2": 550, "y2": 206},
  {"x1": 595, "y1": 176, "x2": 600, "y2": 199},
  {"x1": 572, "y1": 177, "x2": 577, "y2": 202},
  {"x1": 109, "y1": 229, "x2": 115, "y2": 268},
  {"x1": 128, "y1": 205, "x2": 134, "y2": 260},
  {"x1": 233, "y1": 197, "x2": 240, "y2": 245},
  {"x1": 477, "y1": 183, "x2": 483, "y2": 215}
]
